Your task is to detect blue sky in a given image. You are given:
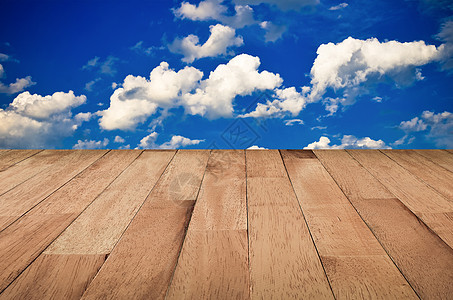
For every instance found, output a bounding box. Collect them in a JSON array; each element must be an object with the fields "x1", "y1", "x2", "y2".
[{"x1": 0, "y1": 0, "x2": 452, "y2": 149}]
